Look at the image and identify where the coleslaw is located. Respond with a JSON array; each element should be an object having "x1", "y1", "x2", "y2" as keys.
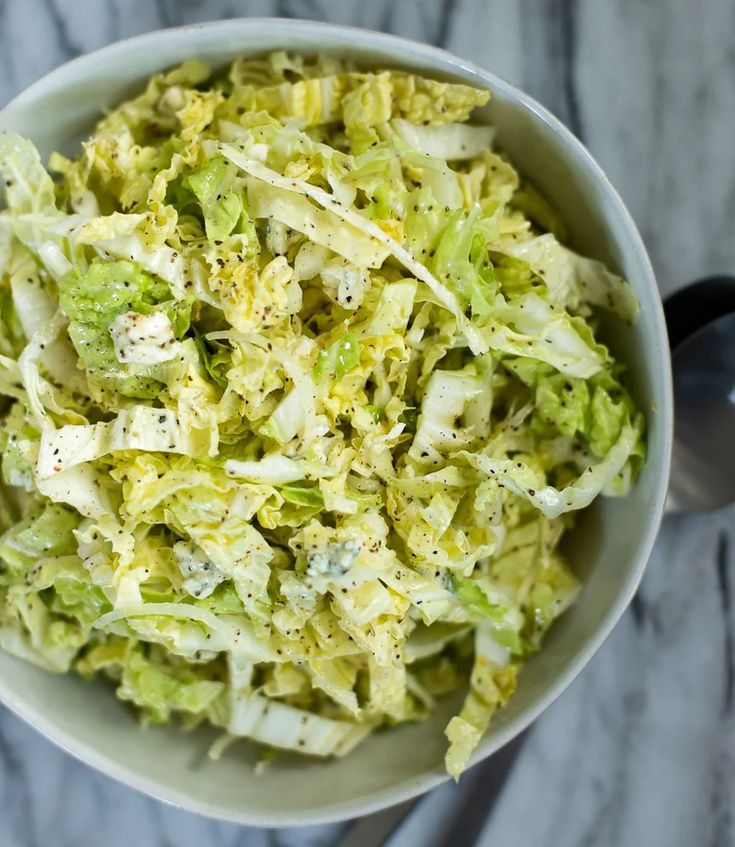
[{"x1": 0, "y1": 52, "x2": 644, "y2": 777}]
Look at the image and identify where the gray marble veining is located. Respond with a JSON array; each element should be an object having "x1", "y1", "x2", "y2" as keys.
[{"x1": 1, "y1": 1, "x2": 734, "y2": 846}]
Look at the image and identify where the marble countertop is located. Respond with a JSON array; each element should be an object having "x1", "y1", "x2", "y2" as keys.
[{"x1": 1, "y1": 1, "x2": 734, "y2": 845}]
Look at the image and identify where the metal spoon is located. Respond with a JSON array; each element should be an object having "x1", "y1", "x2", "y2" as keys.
[
  {"x1": 665, "y1": 276, "x2": 735, "y2": 512},
  {"x1": 340, "y1": 275, "x2": 735, "y2": 847}
]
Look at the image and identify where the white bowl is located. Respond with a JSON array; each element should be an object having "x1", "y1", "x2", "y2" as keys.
[{"x1": 0, "y1": 18, "x2": 672, "y2": 827}]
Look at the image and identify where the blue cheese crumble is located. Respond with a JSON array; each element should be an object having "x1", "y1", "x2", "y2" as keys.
[
  {"x1": 173, "y1": 541, "x2": 225, "y2": 599},
  {"x1": 306, "y1": 539, "x2": 363, "y2": 577}
]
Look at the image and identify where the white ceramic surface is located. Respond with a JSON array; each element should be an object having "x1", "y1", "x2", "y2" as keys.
[{"x1": 0, "y1": 18, "x2": 673, "y2": 827}]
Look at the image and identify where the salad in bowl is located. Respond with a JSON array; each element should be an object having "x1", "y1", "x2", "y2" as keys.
[{"x1": 0, "y1": 50, "x2": 644, "y2": 780}]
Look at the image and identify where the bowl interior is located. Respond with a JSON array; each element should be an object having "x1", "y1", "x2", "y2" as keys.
[{"x1": 0, "y1": 20, "x2": 672, "y2": 826}]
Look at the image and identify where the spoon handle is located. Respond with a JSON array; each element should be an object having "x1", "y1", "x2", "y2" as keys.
[{"x1": 337, "y1": 733, "x2": 526, "y2": 847}]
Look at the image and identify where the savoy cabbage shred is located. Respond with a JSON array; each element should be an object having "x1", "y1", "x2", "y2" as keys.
[{"x1": 0, "y1": 52, "x2": 645, "y2": 777}]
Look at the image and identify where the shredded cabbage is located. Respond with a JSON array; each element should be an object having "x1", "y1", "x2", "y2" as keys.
[{"x1": 0, "y1": 52, "x2": 645, "y2": 778}]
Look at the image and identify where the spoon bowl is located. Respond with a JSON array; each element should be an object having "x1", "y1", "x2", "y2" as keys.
[{"x1": 666, "y1": 279, "x2": 735, "y2": 511}]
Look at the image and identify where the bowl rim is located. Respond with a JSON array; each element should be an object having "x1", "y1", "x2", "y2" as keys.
[{"x1": 0, "y1": 16, "x2": 673, "y2": 827}]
